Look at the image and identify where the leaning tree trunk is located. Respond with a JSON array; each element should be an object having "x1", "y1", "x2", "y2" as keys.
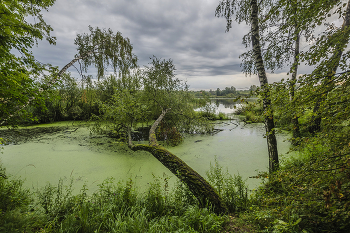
[
  {"x1": 251, "y1": 0, "x2": 279, "y2": 173},
  {"x1": 128, "y1": 109, "x2": 227, "y2": 215},
  {"x1": 289, "y1": 28, "x2": 301, "y2": 145},
  {"x1": 309, "y1": 0, "x2": 350, "y2": 134}
]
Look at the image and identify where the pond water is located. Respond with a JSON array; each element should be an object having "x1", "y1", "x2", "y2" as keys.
[
  {"x1": 209, "y1": 98, "x2": 246, "y2": 114},
  {"x1": 0, "y1": 100, "x2": 291, "y2": 194},
  {"x1": 196, "y1": 98, "x2": 256, "y2": 114}
]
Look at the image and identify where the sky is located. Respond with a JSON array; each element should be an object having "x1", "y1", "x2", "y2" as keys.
[{"x1": 31, "y1": 0, "x2": 314, "y2": 90}]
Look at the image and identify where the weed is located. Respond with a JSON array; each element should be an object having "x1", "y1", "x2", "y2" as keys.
[{"x1": 206, "y1": 158, "x2": 250, "y2": 213}]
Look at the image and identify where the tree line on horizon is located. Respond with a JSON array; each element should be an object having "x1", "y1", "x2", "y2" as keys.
[{"x1": 192, "y1": 85, "x2": 258, "y2": 98}]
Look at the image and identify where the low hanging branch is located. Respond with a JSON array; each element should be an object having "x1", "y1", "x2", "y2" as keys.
[{"x1": 128, "y1": 109, "x2": 227, "y2": 215}]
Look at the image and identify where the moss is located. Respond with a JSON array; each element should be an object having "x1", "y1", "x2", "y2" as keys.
[
  {"x1": 131, "y1": 143, "x2": 228, "y2": 214},
  {"x1": 129, "y1": 109, "x2": 227, "y2": 214}
]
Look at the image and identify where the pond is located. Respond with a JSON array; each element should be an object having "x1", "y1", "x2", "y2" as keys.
[
  {"x1": 196, "y1": 98, "x2": 256, "y2": 114},
  {"x1": 0, "y1": 100, "x2": 291, "y2": 193},
  {"x1": 209, "y1": 98, "x2": 248, "y2": 114}
]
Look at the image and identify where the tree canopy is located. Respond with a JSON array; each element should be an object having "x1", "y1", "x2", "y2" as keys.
[{"x1": 0, "y1": 0, "x2": 56, "y2": 126}]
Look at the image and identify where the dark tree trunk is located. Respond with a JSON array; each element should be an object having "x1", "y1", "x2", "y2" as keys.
[
  {"x1": 251, "y1": 0, "x2": 279, "y2": 173},
  {"x1": 309, "y1": 0, "x2": 350, "y2": 134},
  {"x1": 128, "y1": 109, "x2": 227, "y2": 215},
  {"x1": 290, "y1": 29, "x2": 301, "y2": 145}
]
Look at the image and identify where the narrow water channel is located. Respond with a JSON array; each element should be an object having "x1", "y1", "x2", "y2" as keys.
[{"x1": 0, "y1": 101, "x2": 291, "y2": 193}]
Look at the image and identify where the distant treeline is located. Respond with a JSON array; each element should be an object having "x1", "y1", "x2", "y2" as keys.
[{"x1": 192, "y1": 85, "x2": 258, "y2": 98}]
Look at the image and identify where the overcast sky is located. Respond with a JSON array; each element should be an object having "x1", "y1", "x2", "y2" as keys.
[{"x1": 32, "y1": 0, "x2": 313, "y2": 90}]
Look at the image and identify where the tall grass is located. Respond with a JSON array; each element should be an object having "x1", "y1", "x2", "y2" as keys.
[
  {"x1": 0, "y1": 158, "x2": 254, "y2": 232},
  {"x1": 206, "y1": 158, "x2": 250, "y2": 213},
  {"x1": 2, "y1": 165, "x2": 248, "y2": 232}
]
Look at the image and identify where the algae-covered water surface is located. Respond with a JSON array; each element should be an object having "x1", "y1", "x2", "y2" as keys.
[
  {"x1": 0, "y1": 118, "x2": 291, "y2": 193},
  {"x1": 1, "y1": 99, "x2": 291, "y2": 192}
]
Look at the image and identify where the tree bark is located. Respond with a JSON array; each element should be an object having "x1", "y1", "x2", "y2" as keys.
[
  {"x1": 309, "y1": 0, "x2": 350, "y2": 134},
  {"x1": 290, "y1": 29, "x2": 301, "y2": 145},
  {"x1": 251, "y1": 0, "x2": 279, "y2": 172},
  {"x1": 128, "y1": 109, "x2": 228, "y2": 214}
]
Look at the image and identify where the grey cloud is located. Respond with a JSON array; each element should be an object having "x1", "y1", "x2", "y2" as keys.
[{"x1": 29, "y1": 0, "x2": 305, "y2": 90}]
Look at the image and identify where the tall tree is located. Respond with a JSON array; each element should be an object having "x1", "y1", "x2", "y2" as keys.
[
  {"x1": 216, "y1": 0, "x2": 279, "y2": 172},
  {"x1": 0, "y1": 0, "x2": 56, "y2": 126},
  {"x1": 250, "y1": 0, "x2": 279, "y2": 172},
  {"x1": 238, "y1": 0, "x2": 341, "y2": 142}
]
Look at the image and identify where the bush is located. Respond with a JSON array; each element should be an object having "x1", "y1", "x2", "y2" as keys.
[
  {"x1": 243, "y1": 130, "x2": 350, "y2": 232},
  {"x1": 206, "y1": 158, "x2": 250, "y2": 213},
  {"x1": 0, "y1": 170, "x2": 227, "y2": 232},
  {"x1": 0, "y1": 166, "x2": 31, "y2": 213},
  {"x1": 239, "y1": 101, "x2": 264, "y2": 123},
  {"x1": 0, "y1": 165, "x2": 36, "y2": 232}
]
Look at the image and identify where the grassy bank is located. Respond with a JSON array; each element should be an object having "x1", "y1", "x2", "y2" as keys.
[
  {"x1": 0, "y1": 160, "x2": 250, "y2": 233},
  {"x1": 1, "y1": 130, "x2": 349, "y2": 232}
]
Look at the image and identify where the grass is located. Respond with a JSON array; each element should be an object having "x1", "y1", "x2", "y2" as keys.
[
  {"x1": 4, "y1": 139, "x2": 347, "y2": 233},
  {"x1": 1, "y1": 161, "x2": 253, "y2": 233}
]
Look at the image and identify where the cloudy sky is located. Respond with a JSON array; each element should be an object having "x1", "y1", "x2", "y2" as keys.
[{"x1": 32, "y1": 0, "x2": 311, "y2": 90}]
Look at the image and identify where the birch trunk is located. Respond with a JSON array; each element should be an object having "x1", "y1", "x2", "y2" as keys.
[
  {"x1": 251, "y1": 0, "x2": 279, "y2": 172},
  {"x1": 290, "y1": 29, "x2": 301, "y2": 144}
]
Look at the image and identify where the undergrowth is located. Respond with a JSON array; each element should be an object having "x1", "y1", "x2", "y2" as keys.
[
  {"x1": 3, "y1": 133, "x2": 348, "y2": 233},
  {"x1": 0, "y1": 161, "x2": 251, "y2": 233},
  {"x1": 238, "y1": 129, "x2": 350, "y2": 233}
]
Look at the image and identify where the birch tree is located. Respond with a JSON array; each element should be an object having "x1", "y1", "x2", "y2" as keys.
[
  {"x1": 216, "y1": 0, "x2": 279, "y2": 172},
  {"x1": 1, "y1": 26, "x2": 138, "y2": 126},
  {"x1": 303, "y1": 0, "x2": 350, "y2": 134}
]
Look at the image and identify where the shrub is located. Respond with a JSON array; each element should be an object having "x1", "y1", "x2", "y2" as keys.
[
  {"x1": 206, "y1": 158, "x2": 250, "y2": 213},
  {"x1": 0, "y1": 166, "x2": 31, "y2": 213}
]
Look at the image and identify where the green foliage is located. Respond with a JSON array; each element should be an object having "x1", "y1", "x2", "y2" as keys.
[
  {"x1": 0, "y1": 0, "x2": 56, "y2": 127},
  {"x1": 0, "y1": 165, "x2": 34, "y2": 232},
  {"x1": 24, "y1": 73, "x2": 100, "y2": 123},
  {"x1": 0, "y1": 0, "x2": 56, "y2": 64},
  {"x1": 37, "y1": 178, "x2": 75, "y2": 220},
  {"x1": 196, "y1": 102, "x2": 231, "y2": 121},
  {"x1": 0, "y1": 168, "x2": 31, "y2": 213},
  {"x1": 74, "y1": 26, "x2": 138, "y2": 79},
  {"x1": 206, "y1": 158, "x2": 250, "y2": 214},
  {"x1": 93, "y1": 57, "x2": 213, "y2": 144},
  {"x1": 238, "y1": 100, "x2": 264, "y2": 123},
  {"x1": 0, "y1": 167, "x2": 227, "y2": 233},
  {"x1": 156, "y1": 122, "x2": 183, "y2": 146},
  {"x1": 197, "y1": 103, "x2": 217, "y2": 121},
  {"x1": 240, "y1": 127, "x2": 350, "y2": 232}
]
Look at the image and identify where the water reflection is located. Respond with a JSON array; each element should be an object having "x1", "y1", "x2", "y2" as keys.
[{"x1": 197, "y1": 98, "x2": 256, "y2": 114}]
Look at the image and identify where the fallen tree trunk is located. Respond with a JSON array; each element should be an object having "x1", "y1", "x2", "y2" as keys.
[{"x1": 128, "y1": 109, "x2": 227, "y2": 215}]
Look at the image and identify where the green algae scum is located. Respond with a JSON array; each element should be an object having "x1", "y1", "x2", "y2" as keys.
[{"x1": 0, "y1": 119, "x2": 291, "y2": 194}]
